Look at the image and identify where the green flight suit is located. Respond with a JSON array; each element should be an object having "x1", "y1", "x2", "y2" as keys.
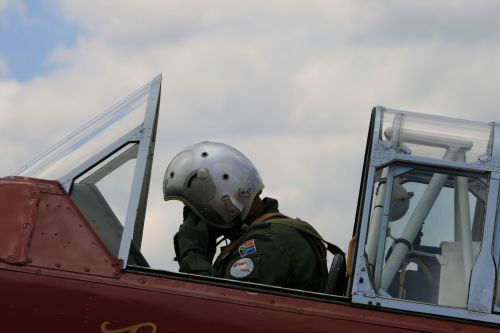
[
  {"x1": 175, "y1": 197, "x2": 330, "y2": 292},
  {"x1": 213, "y1": 217, "x2": 326, "y2": 292}
]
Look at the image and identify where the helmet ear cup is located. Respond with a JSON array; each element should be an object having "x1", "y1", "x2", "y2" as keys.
[
  {"x1": 163, "y1": 142, "x2": 264, "y2": 229},
  {"x1": 183, "y1": 169, "x2": 216, "y2": 203}
]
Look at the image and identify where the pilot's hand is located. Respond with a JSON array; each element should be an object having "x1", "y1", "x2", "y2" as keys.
[{"x1": 174, "y1": 207, "x2": 218, "y2": 264}]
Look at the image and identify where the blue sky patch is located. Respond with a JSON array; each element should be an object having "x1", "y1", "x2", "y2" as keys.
[{"x1": 0, "y1": 1, "x2": 82, "y2": 82}]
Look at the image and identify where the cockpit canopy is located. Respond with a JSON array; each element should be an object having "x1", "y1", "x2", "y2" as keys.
[{"x1": 353, "y1": 106, "x2": 500, "y2": 324}]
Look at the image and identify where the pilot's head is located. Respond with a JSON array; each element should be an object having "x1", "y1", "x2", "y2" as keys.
[{"x1": 163, "y1": 141, "x2": 264, "y2": 229}]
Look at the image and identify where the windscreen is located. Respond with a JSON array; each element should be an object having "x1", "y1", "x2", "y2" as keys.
[{"x1": 13, "y1": 81, "x2": 152, "y2": 180}]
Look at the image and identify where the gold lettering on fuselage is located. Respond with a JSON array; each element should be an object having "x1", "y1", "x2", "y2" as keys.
[{"x1": 100, "y1": 321, "x2": 158, "y2": 333}]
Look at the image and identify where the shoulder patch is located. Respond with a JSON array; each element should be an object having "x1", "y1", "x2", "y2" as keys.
[
  {"x1": 239, "y1": 239, "x2": 257, "y2": 257},
  {"x1": 230, "y1": 257, "x2": 254, "y2": 278}
]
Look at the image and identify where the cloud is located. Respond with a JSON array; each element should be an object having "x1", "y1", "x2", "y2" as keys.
[
  {"x1": 350, "y1": 1, "x2": 500, "y2": 45},
  {"x1": 3, "y1": 0, "x2": 500, "y2": 271}
]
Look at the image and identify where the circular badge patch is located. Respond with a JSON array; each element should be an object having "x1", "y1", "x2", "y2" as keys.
[{"x1": 230, "y1": 257, "x2": 254, "y2": 278}]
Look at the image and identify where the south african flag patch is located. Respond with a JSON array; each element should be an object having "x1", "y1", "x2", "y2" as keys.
[{"x1": 239, "y1": 239, "x2": 257, "y2": 257}]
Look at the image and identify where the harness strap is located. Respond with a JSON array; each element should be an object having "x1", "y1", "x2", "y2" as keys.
[
  {"x1": 255, "y1": 215, "x2": 344, "y2": 256},
  {"x1": 245, "y1": 212, "x2": 288, "y2": 225}
]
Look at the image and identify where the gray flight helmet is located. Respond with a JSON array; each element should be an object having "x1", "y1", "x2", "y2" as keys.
[{"x1": 163, "y1": 142, "x2": 264, "y2": 229}]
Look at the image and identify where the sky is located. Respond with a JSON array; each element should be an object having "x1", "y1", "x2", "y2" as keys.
[{"x1": 2, "y1": 0, "x2": 500, "y2": 271}]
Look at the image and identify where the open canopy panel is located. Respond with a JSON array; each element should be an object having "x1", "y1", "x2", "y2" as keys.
[
  {"x1": 13, "y1": 75, "x2": 162, "y2": 267},
  {"x1": 352, "y1": 106, "x2": 500, "y2": 324}
]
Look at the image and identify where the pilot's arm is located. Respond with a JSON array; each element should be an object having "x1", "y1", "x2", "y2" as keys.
[{"x1": 174, "y1": 207, "x2": 217, "y2": 276}]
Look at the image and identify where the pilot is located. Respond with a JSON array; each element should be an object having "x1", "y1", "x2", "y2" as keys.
[{"x1": 163, "y1": 141, "x2": 343, "y2": 292}]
